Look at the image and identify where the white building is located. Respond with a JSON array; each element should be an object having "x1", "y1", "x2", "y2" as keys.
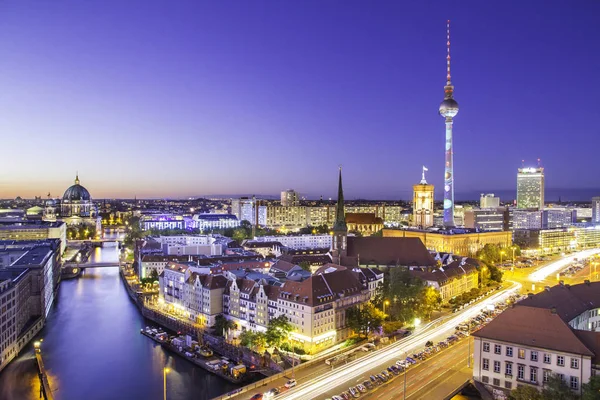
[
  {"x1": 140, "y1": 214, "x2": 185, "y2": 230},
  {"x1": 188, "y1": 214, "x2": 240, "y2": 231},
  {"x1": 281, "y1": 190, "x2": 299, "y2": 207},
  {"x1": 152, "y1": 235, "x2": 230, "y2": 256},
  {"x1": 473, "y1": 281, "x2": 600, "y2": 397},
  {"x1": 592, "y1": 197, "x2": 600, "y2": 224},
  {"x1": 252, "y1": 234, "x2": 332, "y2": 249},
  {"x1": 480, "y1": 194, "x2": 500, "y2": 209}
]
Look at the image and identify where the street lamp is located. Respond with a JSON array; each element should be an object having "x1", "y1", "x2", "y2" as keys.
[
  {"x1": 383, "y1": 300, "x2": 390, "y2": 316},
  {"x1": 34, "y1": 341, "x2": 41, "y2": 353},
  {"x1": 500, "y1": 250, "x2": 506, "y2": 265},
  {"x1": 163, "y1": 367, "x2": 170, "y2": 400},
  {"x1": 511, "y1": 246, "x2": 517, "y2": 269},
  {"x1": 414, "y1": 318, "x2": 421, "y2": 328}
]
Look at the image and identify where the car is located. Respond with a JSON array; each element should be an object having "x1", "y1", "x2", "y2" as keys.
[
  {"x1": 377, "y1": 373, "x2": 387, "y2": 382},
  {"x1": 363, "y1": 380, "x2": 373, "y2": 389},
  {"x1": 357, "y1": 384, "x2": 367, "y2": 393},
  {"x1": 370, "y1": 375, "x2": 380, "y2": 385},
  {"x1": 382, "y1": 371, "x2": 392, "y2": 380},
  {"x1": 396, "y1": 360, "x2": 408, "y2": 368},
  {"x1": 348, "y1": 387, "x2": 360, "y2": 398},
  {"x1": 332, "y1": 397, "x2": 343, "y2": 400},
  {"x1": 263, "y1": 388, "x2": 280, "y2": 399},
  {"x1": 340, "y1": 392, "x2": 350, "y2": 400},
  {"x1": 285, "y1": 379, "x2": 297, "y2": 388},
  {"x1": 390, "y1": 365, "x2": 400, "y2": 375},
  {"x1": 250, "y1": 395, "x2": 263, "y2": 400},
  {"x1": 406, "y1": 357, "x2": 417, "y2": 364}
]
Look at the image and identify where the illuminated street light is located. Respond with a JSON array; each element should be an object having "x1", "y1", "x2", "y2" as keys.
[
  {"x1": 163, "y1": 367, "x2": 170, "y2": 400},
  {"x1": 414, "y1": 318, "x2": 421, "y2": 328},
  {"x1": 383, "y1": 299, "x2": 390, "y2": 316}
]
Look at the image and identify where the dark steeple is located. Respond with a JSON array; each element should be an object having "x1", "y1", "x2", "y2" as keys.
[{"x1": 333, "y1": 166, "x2": 347, "y2": 233}]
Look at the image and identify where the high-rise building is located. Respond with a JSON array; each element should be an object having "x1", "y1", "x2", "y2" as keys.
[
  {"x1": 480, "y1": 194, "x2": 500, "y2": 209},
  {"x1": 592, "y1": 197, "x2": 600, "y2": 224},
  {"x1": 516, "y1": 167, "x2": 545, "y2": 209},
  {"x1": 280, "y1": 189, "x2": 299, "y2": 207},
  {"x1": 439, "y1": 21, "x2": 459, "y2": 227},
  {"x1": 230, "y1": 197, "x2": 256, "y2": 224},
  {"x1": 412, "y1": 167, "x2": 434, "y2": 228}
]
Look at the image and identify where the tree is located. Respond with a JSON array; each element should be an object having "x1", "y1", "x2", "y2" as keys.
[
  {"x1": 346, "y1": 303, "x2": 384, "y2": 337},
  {"x1": 299, "y1": 261, "x2": 311, "y2": 272},
  {"x1": 420, "y1": 286, "x2": 441, "y2": 318},
  {"x1": 509, "y1": 385, "x2": 544, "y2": 400},
  {"x1": 541, "y1": 374, "x2": 578, "y2": 400},
  {"x1": 212, "y1": 314, "x2": 234, "y2": 337},
  {"x1": 265, "y1": 315, "x2": 292, "y2": 348},
  {"x1": 371, "y1": 282, "x2": 385, "y2": 309},
  {"x1": 150, "y1": 269, "x2": 159, "y2": 281},
  {"x1": 582, "y1": 374, "x2": 600, "y2": 400}
]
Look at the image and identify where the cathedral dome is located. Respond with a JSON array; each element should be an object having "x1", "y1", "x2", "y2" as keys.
[{"x1": 63, "y1": 175, "x2": 91, "y2": 202}]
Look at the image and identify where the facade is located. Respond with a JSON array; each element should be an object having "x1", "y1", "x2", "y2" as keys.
[
  {"x1": 188, "y1": 214, "x2": 240, "y2": 231},
  {"x1": 382, "y1": 228, "x2": 512, "y2": 257},
  {"x1": 543, "y1": 208, "x2": 577, "y2": 229},
  {"x1": 140, "y1": 214, "x2": 185, "y2": 230},
  {"x1": 153, "y1": 235, "x2": 228, "y2": 256},
  {"x1": 464, "y1": 208, "x2": 507, "y2": 231},
  {"x1": 412, "y1": 168, "x2": 435, "y2": 228},
  {"x1": 439, "y1": 21, "x2": 459, "y2": 227},
  {"x1": 252, "y1": 235, "x2": 332, "y2": 249},
  {"x1": 473, "y1": 282, "x2": 600, "y2": 396},
  {"x1": 592, "y1": 197, "x2": 600, "y2": 224},
  {"x1": 512, "y1": 209, "x2": 543, "y2": 230},
  {"x1": 409, "y1": 260, "x2": 479, "y2": 303},
  {"x1": 517, "y1": 167, "x2": 545, "y2": 209},
  {"x1": 345, "y1": 213, "x2": 384, "y2": 236},
  {"x1": 265, "y1": 206, "x2": 308, "y2": 231},
  {"x1": 0, "y1": 239, "x2": 61, "y2": 372},
  {"x1": 480, "y1": 194, "x2": 500, "y2": 209},
  {"x1": 0, "y1": 221, "x2": 67, "y2": 254},
  {"x1": 281, "y1": 190, "x2": 299, "y2": 207}
]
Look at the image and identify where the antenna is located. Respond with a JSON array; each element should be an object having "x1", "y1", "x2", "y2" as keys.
[
  {"x1": 446, "y1": 20, "x2": 451, "y2": 84},
  {"x1": 537, "y1": 158, "x2": 541, "y2": 167},
  {"x1": 521, "y1": 159, "x2": 525, "y2": 167}
]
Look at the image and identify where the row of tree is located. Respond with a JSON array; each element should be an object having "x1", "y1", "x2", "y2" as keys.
[
  {"x1": 212, "y1": 314, "x2": 293, "y2": 352},
  {"x1": 476, "y1": 243, "x2": 521, "y2": 265},
  {"x1": 67, "y1": 225, "x2": 97, "y2": 240}
]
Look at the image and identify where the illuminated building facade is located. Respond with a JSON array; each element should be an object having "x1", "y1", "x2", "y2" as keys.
[
  {"x1": 517, "y1": 167, "x2": 545, "y2": 209},
  {"x1": 280, "y1": 189, "x2": 299, "y2": 207},
  {"x1": 592, "y1": 197, "x2": 600, "y2": 224},
  {"x1": 383, "y1": 228, "x2": 512, "y2": 257},
  {"x1": 464, "y1": 208, "x2": 507, "y2": 231},
  {"x1": 412, "y1": 167, "x2": 435, "y2": 228},
  {"x1": 439, "y1": 21, "x2": 459, "y2": 227},
  {"x1": 480, "y1": 194, "x2": 500, "y2": 209}
]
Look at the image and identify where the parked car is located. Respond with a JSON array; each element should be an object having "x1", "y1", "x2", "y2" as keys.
[
  {"x1": 250, "y1": 394, "x2": 263, "y2": 400},
  {"x1": 340, "y1": 392, "x2": 350, "y2": 400},
  {"x1": 285, "y1": 379, "x2": 297, "y2": 388},
  {"x1": 357, "y1": 384, "x2": 367, "y2": 393},
  {"x1": 370, "y1": 375, "x2": 380, "y2": 385},
  {"x1": 348, "y1": 387, "x2": 360, "y2": 398},
  {"x1": 406, "y1": 357, "x2": 417, "y2": 364},
  {"x1": 332, "y1": 396, "x2": 343, "y2": 400},
  {"x1": 377, "y1": 373, "x2": 387, "y2": 382},
  {"x1": 363, "y1": 380, "x2": 373, "y2": 389}
]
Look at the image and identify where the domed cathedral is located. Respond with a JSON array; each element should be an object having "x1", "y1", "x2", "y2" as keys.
[{"x1": 43, "y1": 174, "x2": 101, "y2": 232}]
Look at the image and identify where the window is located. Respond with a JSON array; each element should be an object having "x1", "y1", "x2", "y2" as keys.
[
  {"x1": 483, "y1": 342, "x2": 490, "y2": 352},
  {"x1": 506, "y1": 362, "x2": 513, "y2": 376},
  {"x1": 495, "y1": 344, "x2": 502, "y2": 355},
  {"x1": 531, "y1": 351, "x2": 538, "y2": 362},
  {"x1": 557, "y1": 356, "x2": 565, "y2": 367},
  {"x1": 506, "y1": 347, "x2": 513, "y2": 357},
  {"x1": 518, "y1": 349, "x2": 525, "y2": 359},
  {"x1": 530, "y1": 367, "x2": 538, "y2": 383},
  {"x1": 517, "y1": 365, "x2": 525, "y2": 380},
  {"x1": 494, "y1": 361, "x2": 501, "y2": 373},
  {"x1": 571, "y1": 358, "x2": 579, "y2": 369},
  {"x1": 505, "y1": 381, "x2": 512, "y2": 389},
  {"x1": 544, "y1": 353, "x2": 551, "y2": 364},
  {"x1": 493, "y1": 378, "x2": 500, "y2": 386},
  {"x1": 482, "y1": 376, "x2": 489, "y2": 383},
  {"x1": 570, "y1": 376, "x2": 579, "y2": 390},
  {"x1": 482, "y1": 358, "x2": 489, "y2": 371},
  {"x1": 543, "y1": 369, "x2": 551, "y2": 383}
]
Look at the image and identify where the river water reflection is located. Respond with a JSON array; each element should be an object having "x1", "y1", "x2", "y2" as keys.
[{"x1": 0, "y1": 240, "x2": 238, "y2": 400}]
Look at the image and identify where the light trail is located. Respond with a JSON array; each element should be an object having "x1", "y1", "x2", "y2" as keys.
[
  {"x1": 280, "y1": 283, "x2": 521, "y2": 400},
  {"x1": 528, "y1": 249, "x2": 600, "y2": 282}
]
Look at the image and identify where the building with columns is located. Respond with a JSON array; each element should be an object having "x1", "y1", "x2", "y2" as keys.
[{"x1": 412, "y1": 167, "x2": 434, "y2": 228}]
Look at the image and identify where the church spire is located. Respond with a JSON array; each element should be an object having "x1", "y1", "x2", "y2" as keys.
[{"x1": 333, "y1": 166, "x2": 347, "y2": 232}]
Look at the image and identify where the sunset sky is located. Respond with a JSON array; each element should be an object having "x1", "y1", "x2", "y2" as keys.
[{"x1": 1, "y1": 1, "x2": 599, "y2": 200}]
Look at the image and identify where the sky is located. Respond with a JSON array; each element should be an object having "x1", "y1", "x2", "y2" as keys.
[{"x1": 1, "y1": 1, "x2": 599, "y2": 201}]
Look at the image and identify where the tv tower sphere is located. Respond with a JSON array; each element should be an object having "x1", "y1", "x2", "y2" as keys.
[{"x1": 439, "y1": 97, "x2": 459, "y2": 118}]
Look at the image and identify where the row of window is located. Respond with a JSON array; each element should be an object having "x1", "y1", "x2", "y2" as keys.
[
  {"x1": 482, "y1": 372, "x2": 579, "y2": 390},
  {"x1": 483, "y1": 342, "x2": 579, "y2": 368}
]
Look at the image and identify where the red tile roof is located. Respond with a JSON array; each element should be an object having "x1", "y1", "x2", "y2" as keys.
[
  {"x1": 472, "y1": 305, "x2": 594, "y2": 356},
  {"x1": 345, "y1": 237, "x2": 436, "y2": 267}
]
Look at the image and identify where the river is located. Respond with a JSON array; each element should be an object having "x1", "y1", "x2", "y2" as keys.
[{"x1": 0, "y1": 238, "x2": 238, "y2": 400}]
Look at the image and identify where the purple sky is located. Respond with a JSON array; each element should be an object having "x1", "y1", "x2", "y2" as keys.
[{"x1": 1, "y1": 1, "x2": 599, "y2": 200}]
